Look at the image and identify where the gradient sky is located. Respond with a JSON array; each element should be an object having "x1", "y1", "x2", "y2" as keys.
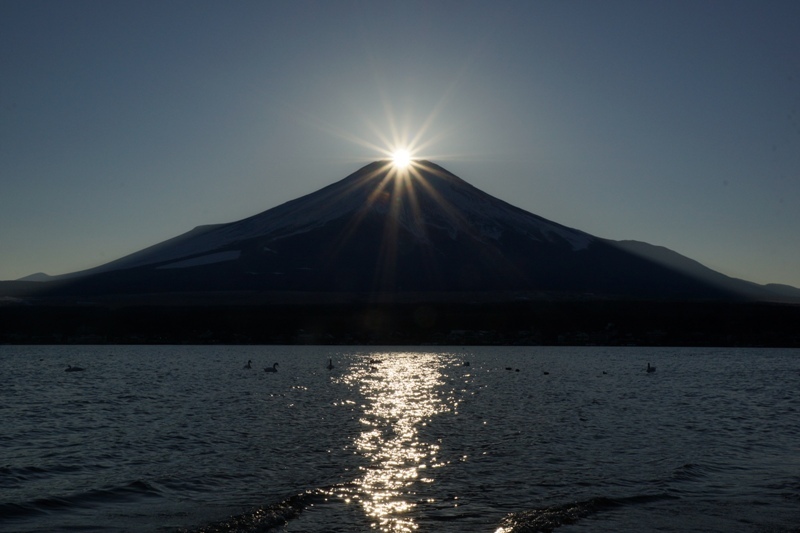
[{"x1": 2, "y1": 1, "x2": 799, "y2": 287}]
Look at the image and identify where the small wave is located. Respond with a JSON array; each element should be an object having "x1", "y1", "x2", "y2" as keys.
[
  {"x1": 669, "y1": 461, "x2": 730, "y2": 485},
  {"x1": 0, "y1": 480, "x2": 163, "y2": 521},
  {"x1": 179, "y1": 487, "x2": 336, "y2": 533},
  {"x1": 671, "y1": 462, "x2": 706, "y2": 482},
  {"x1": 103, "y1": 479, "x2": 163, "y2": 499},
  {"x1": 497, "y1": 493, "x2": 675, "y2": 532},
  {"x1": 0, "y1": 465, "x2": 49, "y2": 481},
  {"x1": 0, "y1": 464, "x2": 88, "y2": 491},
  {"x1": 0, "y1": 499, "x2": 68, "y2": 520}
]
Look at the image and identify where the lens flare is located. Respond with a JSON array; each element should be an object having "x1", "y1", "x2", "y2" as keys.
[{"x1": 392, "y1": 149, "x2": 412, "y2": 168}]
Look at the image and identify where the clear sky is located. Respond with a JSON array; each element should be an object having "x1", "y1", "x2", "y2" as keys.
[{"x1": 2, "y1": 1, "x2": 799, "y2": 287}]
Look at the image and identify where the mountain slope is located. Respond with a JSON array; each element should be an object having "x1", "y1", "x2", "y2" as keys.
[{"x1": 15, "y1": 160, "x2": 796, "y2": 301}]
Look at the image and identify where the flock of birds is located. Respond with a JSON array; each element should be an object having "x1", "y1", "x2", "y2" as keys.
[
  {"x1": 238, "y1": 358, "x2": 657, "y2": 375},
  {"x1": 64, "y1": 359, "x2": 657, "y2": 374}
]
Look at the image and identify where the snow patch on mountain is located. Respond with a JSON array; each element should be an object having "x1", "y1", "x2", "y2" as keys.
[{"x1": 157, "y1": 250, "x2": 241, "y2": 270}]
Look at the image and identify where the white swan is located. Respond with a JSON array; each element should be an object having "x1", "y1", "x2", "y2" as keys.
[
  {"x1": 264, "y1": 363, "x2": 279, "y2": 373},
  {"x1": 244, "y1": 359, "x2": 252, "y2": 369},
  {"x1": 327, "y1": 358, "x2": 334, "y2": 370},
  {"x1": 647, "y1": 363, "x2": 656, "y2": 373}
]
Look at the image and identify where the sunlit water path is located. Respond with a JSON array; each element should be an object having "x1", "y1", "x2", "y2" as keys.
[{"x1": 1, "y1": 346, "x2": 799, "y2": 532}]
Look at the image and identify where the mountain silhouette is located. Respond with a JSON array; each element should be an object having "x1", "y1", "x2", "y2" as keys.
[{"x1": 7, "y1": 160, "x2": 796, "y2": 302}]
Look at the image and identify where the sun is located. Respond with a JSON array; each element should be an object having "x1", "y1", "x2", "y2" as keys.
[{"x1": 391, "y1": 149, "x2": 412, "y2": 169}]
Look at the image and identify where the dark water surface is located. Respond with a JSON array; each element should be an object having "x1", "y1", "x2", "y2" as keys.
[{"x1": 1, "y1": 346, "x2": 798, "y2": 532}]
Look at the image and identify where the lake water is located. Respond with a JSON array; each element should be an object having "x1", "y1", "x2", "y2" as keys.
[{"x1": 1, "y1": 345, "x2": 799, "y2": 533}]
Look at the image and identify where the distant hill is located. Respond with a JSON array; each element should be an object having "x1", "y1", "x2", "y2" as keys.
[{"x1": 16, "y1": 272, "x2": 56, "y2": 282}]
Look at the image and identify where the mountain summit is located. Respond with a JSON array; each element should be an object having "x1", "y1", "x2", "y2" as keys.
[{"x1": 17, "y1": 160, "x2": 792, "y2": 301}]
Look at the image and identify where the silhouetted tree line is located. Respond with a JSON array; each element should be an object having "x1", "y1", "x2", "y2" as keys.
[{"x1": 1, "y1": 300, "x2": 798, "y2": 346}]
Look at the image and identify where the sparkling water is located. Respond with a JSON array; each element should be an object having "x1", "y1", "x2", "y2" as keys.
[{"x1": 1, "y1": 345, "x2": 798, "y2": 532}]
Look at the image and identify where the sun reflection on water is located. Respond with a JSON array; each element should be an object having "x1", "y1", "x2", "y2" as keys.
[{"x1": 337, "y1": 352, "x2": 451, "y2": 532}]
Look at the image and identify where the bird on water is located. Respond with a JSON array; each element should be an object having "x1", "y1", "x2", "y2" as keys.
[
  {"x1": 244, "y1": 360, "x2": 252, "y2": 369},
  {"x1": 264, "y1": 363, "x2": 279, "y2": 373},
  {"x1": 647, "y1": 363, "x2": 656, "y2": 373},
  {"x1": 65, "y1": 365, "x2": 85, "y2": 372},
  {"x1": 327, "y1": 358, "x2": 334, "y2": 370}
]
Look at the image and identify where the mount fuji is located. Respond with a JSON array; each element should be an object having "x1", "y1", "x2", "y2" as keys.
[{"x1": 9, "y1": 160, "x2": 797, "y2": 302}]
